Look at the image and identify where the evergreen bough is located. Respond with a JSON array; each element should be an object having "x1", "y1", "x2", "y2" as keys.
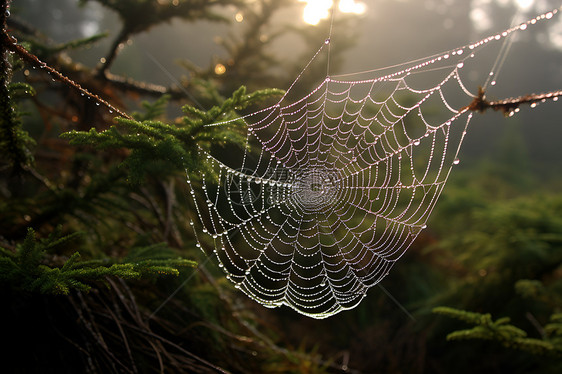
[
  {"x1": 0, "y1": 228, "x2": 196, "y2": 295},
  {"x1": 62, "y1": 86, "x2": 283, "y2": 183},
  {"x1": 433, "y1": 306, "x2": 562, "y2": 356}
]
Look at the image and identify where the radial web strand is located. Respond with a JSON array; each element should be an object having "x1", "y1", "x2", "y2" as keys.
[{"x1": 185, "y1": 8, "x2": 561, "y2": 318}]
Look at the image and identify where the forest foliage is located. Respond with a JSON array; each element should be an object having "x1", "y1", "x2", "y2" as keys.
[{"x1": 1, "y1": 0, "x2": 562, "y2": 373}]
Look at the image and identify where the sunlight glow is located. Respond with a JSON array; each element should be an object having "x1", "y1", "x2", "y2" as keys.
[
  {"x1": 299, "y1": 0, "x2": 366, "y2": 26},
  {"x1": 339, "y1": 0, "x2": 366, "y2": 15},
  {"x1": 300, "y1": 0, "x2": 333, "y2": 25},
  {"x1": 214, "y1": 63, "x2": 226, "y2": 75},
  {"x1": 515, "y1": 0, "x2": 534, "y2": 11}
]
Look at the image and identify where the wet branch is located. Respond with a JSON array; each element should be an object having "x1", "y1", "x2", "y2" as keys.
[{"x1": 466, "y1": 86, "x2": 562, "y2": 115}]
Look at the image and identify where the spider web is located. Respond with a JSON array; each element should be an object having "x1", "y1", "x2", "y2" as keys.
[{"x1": 185, "y1": 8, "x2": 560, "y2": 318}]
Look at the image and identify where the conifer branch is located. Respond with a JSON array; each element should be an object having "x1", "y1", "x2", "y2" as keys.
[
  {"x1": 0, "y1": 228, "x2": 196, "y2": 295},
  {"x1": 61, "y1": 86, "x2": 283, "y2": 183},
  {"x1": 433, "y1": 306, "x2": 562, "y2": 356},
  {"x1": 0, "y1": 0, "x2": 35, "y2": 173}
]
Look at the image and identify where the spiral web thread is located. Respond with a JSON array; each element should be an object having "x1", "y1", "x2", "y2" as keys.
[{"x1": 185, "y1": 8, "x2": 560, "y2": 318}]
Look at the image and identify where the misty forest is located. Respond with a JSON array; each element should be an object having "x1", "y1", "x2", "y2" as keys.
[{"x1": 1, "y1": 0, "x2": 562, "y2": 373}]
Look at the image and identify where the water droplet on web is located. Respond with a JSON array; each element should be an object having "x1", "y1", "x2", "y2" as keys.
[
  {"x1": 414, "y1": 140, "x2": 421, "y2": 146},
  {"x1": 453, "y1": 158, "x2": 460, "y2": 165}
]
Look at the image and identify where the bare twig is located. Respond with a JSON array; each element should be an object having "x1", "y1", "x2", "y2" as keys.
[
  {"x1": 466, "y1": 86, "x2": 562, "y2": 115},
  {"x1": 0, "y1": 27, "x2": 132, "y2": 119}
]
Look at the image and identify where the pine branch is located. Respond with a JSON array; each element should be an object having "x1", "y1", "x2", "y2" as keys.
[
  {"x1": 433, "y1": 306, "x2": 562, "y2": 356},
  {"x1": 0, "y1": 228, "x2": 196, "y2": 295},
  {"x1": 61, "y1": 86, "x2": 283, "y2": 183},
  {"x1": 0, "y1": 0, "x2": 35, "y2": 173}
]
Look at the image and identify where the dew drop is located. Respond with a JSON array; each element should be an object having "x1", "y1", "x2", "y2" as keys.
[
  {"x1": 414, "y1": 140, "x2": 421, "y2": 146},
  {"x1": 453, "y1": 158, "x2": 460, "y2": 165}
]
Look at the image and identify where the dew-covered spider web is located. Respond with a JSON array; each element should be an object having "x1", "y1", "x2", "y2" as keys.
[{"x1": 185, "y1": 7, "x2": 561, "y2": 319}]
